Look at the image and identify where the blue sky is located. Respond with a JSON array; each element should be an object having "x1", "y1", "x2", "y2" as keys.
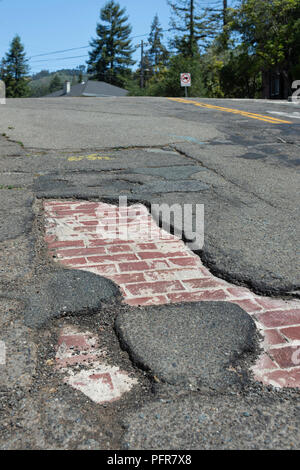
[
  {"x1": 0, "y1": 0, "x2": 236, "y2": 75},
  {"x1": 0, "y1": 0, "x2": 171, "y2": 74}
]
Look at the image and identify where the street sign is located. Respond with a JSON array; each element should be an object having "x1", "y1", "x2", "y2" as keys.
[{"x1": 180, "y1": 73, "x2": 191, "y2": 87}]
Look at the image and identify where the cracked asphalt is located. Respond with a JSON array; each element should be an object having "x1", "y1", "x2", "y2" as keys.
[{"x1": 0, "y1": 97, "x2": 299, "y2": 450}]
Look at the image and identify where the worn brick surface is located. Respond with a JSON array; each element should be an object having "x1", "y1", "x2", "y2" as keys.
[
  {"x1": 45, "y1": 201, "x2": 300, "y2": 389},
  {"x1": 55, "y1": 326, "x2": 137, "y2": 403}
]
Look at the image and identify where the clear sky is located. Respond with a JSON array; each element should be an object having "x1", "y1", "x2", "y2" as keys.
[{"x1": 0, "y1": 0, "x2": 236, "y2": 74}]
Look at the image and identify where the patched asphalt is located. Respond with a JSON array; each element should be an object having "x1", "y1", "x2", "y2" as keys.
[
  {"x1": 0, "y1": 98, "x2": 299, "y2": 450},
  {"x1": 115, "y1": 302, "x2": 259, "y2": 391},
  {"x1": 122, "y1": 393, "x2": 300, "y2": 450},
  {"x1": 23, "y1": 269, "x2": 120, "y2": 327}
]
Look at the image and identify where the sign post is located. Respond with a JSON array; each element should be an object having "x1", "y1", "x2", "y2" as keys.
[{"x1": 180, "y1": 73, "x2": 191, "y2": 97}]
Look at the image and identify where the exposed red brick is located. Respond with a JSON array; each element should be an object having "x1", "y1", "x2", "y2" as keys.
[
  {"x1": 257, "y1": 368, "x2": 300, "y2": 388},
  {"x1": 253, "y1": 353, "x2": 278, "y2": 371},
  {"x1": 139, "y1": 251, "x2": 187, "y2": 260},
  {"x1": 126, "y1": 280, "x2": 184, "y2": 296},
  {"x1": 106, "y1": 245, "x2": 133, "y2": 254},
  {"x1": 269, "y1": 346, "x2": 300, "y2": 369},
  {"x1": 89, "y1": 238, "x2": 129, "y2": 247},
  {"x1": 183, "y1": 278, "x2": 223, "y2": 290},
  {"x1": 280, "y1": 326, "x2": 300, "y2": 342},
  {"x1": 138, "y1": 243, "x2": 158, "y2": 250},
  {"x1": 85, "y1": 264, "x2": 118, "y2": 275},
  {"x1": 168, "y1": 289, "x2": 228, "y2": 303},
  {"x1": 48, "y1": 240, "x2": 85, "y2": 249},
  {"x1": 125, "y1": 295, "x2": 169, "y2": 306},
  {"x1": 60, "y1": 257, "x2": 87, "y2": 266},
  {"x1": 119, "y1": 261, "x2": 149, "y2": 272},
  {"x1": 256, "y1": 298, "x2": 291, "y2": 310},
  {"x1": 257, "y1": 309, "x2": 300, "y2": 328},
  {"x1": 87, "y1": 253, "x2": 138, "y2": 264},
  {"x1": 146, "y1": 260, "x2": 170, "y2": 270},
  {"x1": 226, "y1": 287, "x2": 254, "y2": 299},
  {"x1": 231, "y1": 299, "x2": 263, "y2": 313},
  {"x1": 168, "y1": 257, "x2": 199, "y2": 267},
  {"x1": 110, "y1": 273, "x2": 146, "y2": 284},
  {"x1": 263, "y1": 329, "x2": 287, "y2": 346},
  {"x1": 56, "y1": 247, "x2": 106, "y2": 258}
]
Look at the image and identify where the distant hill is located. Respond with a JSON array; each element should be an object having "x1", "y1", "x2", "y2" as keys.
[{"x1": 29, "y1": 68, "x2": 88, "y2": 97}]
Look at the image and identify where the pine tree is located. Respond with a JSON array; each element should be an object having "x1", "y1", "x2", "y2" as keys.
[
  {"x1": 0, "y1": 35, "x2": 30, "y2": 98},
  {"x1": 168, "y1": 0, "x2": 219, "y2": 57},
  {"x1": 87, "y1": 0, "x2": 135, "y2": 86},
  {"x1": 148, "y1": 14, "x2": 169, "y2": 71},
  {"x1": 49, "y1": 74, "x2": 63, "y2": 93}
]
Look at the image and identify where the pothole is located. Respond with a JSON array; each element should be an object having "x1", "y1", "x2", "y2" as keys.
[{"x1": 43, "y1": 199, "x2": 300, "y2": 389}]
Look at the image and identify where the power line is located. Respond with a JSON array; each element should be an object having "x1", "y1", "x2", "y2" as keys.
[{"x1": 28, "y1": 30, "x2": 172, "y2": 61}]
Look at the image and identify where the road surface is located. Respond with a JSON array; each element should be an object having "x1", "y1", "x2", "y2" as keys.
[{"x1": 0, "y1": 96, "x2": 299, "y2": 450}]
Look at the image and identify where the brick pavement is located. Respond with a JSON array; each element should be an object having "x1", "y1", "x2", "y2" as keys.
[{"x1": 44, "y1": 200, "x2": 300, "y2": 390}]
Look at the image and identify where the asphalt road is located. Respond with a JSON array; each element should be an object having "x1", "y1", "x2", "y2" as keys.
[{"x1": 0, "y1": 96, "x2": 299, "y2": 450}]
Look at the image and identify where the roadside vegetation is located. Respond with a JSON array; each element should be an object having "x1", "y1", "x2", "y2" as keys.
[{"x1": 0, "y1": 0, "x2": 299, "y2": 98}]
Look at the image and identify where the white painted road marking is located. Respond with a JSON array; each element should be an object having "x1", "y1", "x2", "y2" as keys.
[{"x1": 267, "y1": 111, "x2": 300, "y2": 119}]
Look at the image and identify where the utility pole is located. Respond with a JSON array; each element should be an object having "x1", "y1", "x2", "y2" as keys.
[
  {"x1": 140, "y1": 40, "x2": 144, "y2": 89},
  {"x1": 223, "y1": 0, "x2": 228, "y2": 26}
]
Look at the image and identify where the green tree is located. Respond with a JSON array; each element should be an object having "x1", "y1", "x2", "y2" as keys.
[
  {"x1": 146, "y1": 53, "x2": 207, "y2": 97},
  {"x1": 0, "y1": 35, "x2": 30, "y2": 97},
  {"x1": 231, "y1": 0, "x2": 300, "y2": 93},
  {"x1": 87, "y1": 0, "x2": 135, "y2": 86},
  {"x1": 168, "y1": 0, "x2": 217, "y2": 57},
  {"x1": 148, "y1": 14, "x2": 169, "y2": 71},
  {"x1": 49, "y1": 74, "x2": 63, "y2": 93}
]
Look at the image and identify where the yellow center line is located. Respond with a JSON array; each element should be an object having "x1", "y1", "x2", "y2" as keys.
[{"x1": 168, "y1": 98, "x2": 292, "y2": 124}]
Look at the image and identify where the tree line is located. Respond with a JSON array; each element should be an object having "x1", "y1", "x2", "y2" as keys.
[{"x1": 1, "y1": 0, "x2": 299, "y2": 98}]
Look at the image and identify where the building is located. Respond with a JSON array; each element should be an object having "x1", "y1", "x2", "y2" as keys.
[{"x1": 47, "y1": 80, "x2": 128, "y2": 98}]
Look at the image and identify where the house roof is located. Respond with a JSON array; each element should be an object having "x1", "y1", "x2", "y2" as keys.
[{"x1": 47, "y1": 80, "x2": 128, "y2": 97}]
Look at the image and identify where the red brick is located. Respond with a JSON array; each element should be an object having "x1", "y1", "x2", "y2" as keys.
[
  {"x1": 168, "y1": 257, "x2": 199, "y2": 268},
  {"x1": 57, "y1": 334, "x2": 95, "y2": 351},
  {"x1": 257, "y1": 368, "x2": 300, "y2": 388},
  {"x1": 106, "y1": 245, "x2": 133, "y2": 254},
  {"x1": 85, "y1": 264, "x2": 118, "y2": 275},
  {"x1": 138, "y1": 243, "x2": 157, "y2": 250},
  {"x1": 231, "y1": 299, "x2": 263, "y2": 313},
  {"x1": 226, "y1": 287, "x2": 254, "y2": 299},
  {"x1": 87, "y1": 253, "x2": 138, "y2": 264},
  {"x1": 183, "y1": 278, "x2": 223, "y2": 290},
  {"x1": 88, "y1": 238, "x2": 129, "y2": 247},
  {"x1": 111, "y1": 273, "x2": 146, "y2": 284},
  {"x1": 139, "y1": 251, "x2": 187, "y2": 260},
  {"x1": 125, "y1": 295, "x2": 169, "y2": 306},
  {"x1": 269, "y1": 346, "x2": 300, "y2": 369},
  {"x1": 54, "y1": 209, "x2": 95, "y2": 216},
  {"x1": 263, "y1": 329, "x2": 287, "y2": 346},
  {"x1": 48, "y1": 240, "x2": 85, "y2": 249},
  {"x1": 255, "y1": 298, "x2": 291, "y2": 310},
  {"x1": 257, "y1": 309, "x2": 300, "y2": 328},
  {"x1": 119, "y1": 261, "x2": 149, "y2": 272},
  {"x1": 60, "y1": 257, "x2": 87, "y2": 266},
  {"x1": 56, "y1": 247, "x2": 106, "y2": 258},
  {"x1": 126, "y1": 280, "x2": 184, "y2": 296},
  {"x1": 254, "y1": 353, "x2": 278, "y2": 371},
  {"x1": 74, "y1": 226, "x2": 97, "y2": 232},
  {"x1": 80, "y1": 220, "x2": 99, "y2": 226},
  {"x1": 168, "y1": 289, "x2": 228, "y2": 303},
  {"x1": 280, "y1": 326, "x2": 300, "y2": 342},
  {"x1": 146, "y1": 260, "x2": 170, "y2": 270}
]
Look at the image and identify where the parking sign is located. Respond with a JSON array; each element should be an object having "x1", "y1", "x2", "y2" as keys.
[{"x1": 180, "y1": 73, "x2": 191, "y2": 87}]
